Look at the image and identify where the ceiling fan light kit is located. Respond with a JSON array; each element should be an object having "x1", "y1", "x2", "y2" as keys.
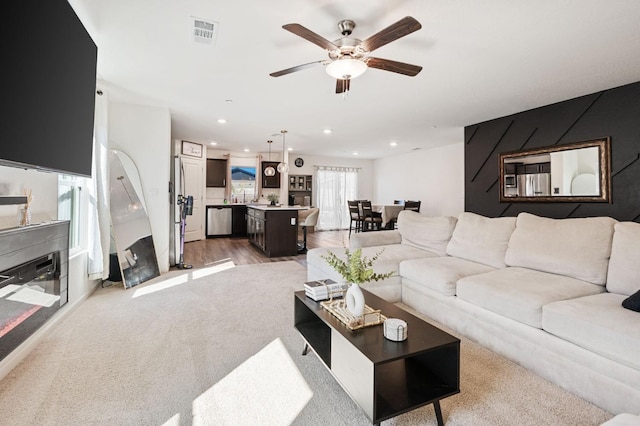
[
  {"x1": 325, "y1": 58, "x2": 367, "y2": 80},
  {"x1": 270, "y1": 16, "x2": 422, "y2": 94}
]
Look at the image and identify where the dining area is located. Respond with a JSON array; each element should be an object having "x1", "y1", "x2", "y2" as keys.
[{"x1": 348, "y1": 199, "x2": 421, "y2": 236}]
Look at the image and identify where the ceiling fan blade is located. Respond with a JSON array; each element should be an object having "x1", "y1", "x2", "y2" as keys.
[
  {"x1": 361, "y1": 16, "x2": 422, "y2": 52},
  {"x1": 336, "y1": 78, "x2": 351, "y2": 94},
  {"x1": 282, "y1": 23, "x2": 339, "y2": 51},
  {"x1": 270, "y1": 61, "x2": 326, "y2": 77},
  {"x1": 365, "y1": 57, "x2": 422, "y2": 76}
]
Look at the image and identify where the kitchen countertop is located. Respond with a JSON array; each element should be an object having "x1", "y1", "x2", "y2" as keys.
[{"x1": 247, "y1": 205, "x2": 309, "y2": 211}]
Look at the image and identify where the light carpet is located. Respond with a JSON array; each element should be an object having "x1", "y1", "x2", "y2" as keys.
[{"x1": 0, "y1": 260, "x2": 613, "y2": 425}]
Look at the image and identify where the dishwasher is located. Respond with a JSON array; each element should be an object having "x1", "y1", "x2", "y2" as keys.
[{"x1": 206, "y1": 206, "x2": 232, "y2": 237}]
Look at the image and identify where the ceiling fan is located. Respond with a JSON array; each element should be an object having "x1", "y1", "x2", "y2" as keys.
[{"x1": 270, "y1": 16, "x2": 423, "y2": 94}]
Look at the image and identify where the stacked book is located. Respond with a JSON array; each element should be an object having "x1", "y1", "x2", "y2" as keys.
[{"x1": 304, "y1": 279, "x2": 347, "y2": 301}]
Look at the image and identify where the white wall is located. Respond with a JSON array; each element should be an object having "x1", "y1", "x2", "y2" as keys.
[
  {"x1": 0, "y1": 167, "x2": 58, "y2": 229},
  {"x1": 373, "y1": 143, "x2": 465, "y2": 217},
  {"x1": 109, "y1": 103, "x2": 171, "y2": 273}
]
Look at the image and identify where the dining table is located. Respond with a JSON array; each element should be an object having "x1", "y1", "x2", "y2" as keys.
[{"x1": 372, "y1": 204, "x2": 404, "y2": 229}]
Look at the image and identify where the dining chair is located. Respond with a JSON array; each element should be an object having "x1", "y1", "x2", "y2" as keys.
[
  {"x1": 361, "y1": 200, "x2": 383, "y2": 231},
  {"x1": 404, "y1": 200, "x2": 421, "y2": 212},
  {"x1": 348, "y1": 201, "x2": 363, "y2": 237},
  {"x1": 393, "y1": 199, "x2": 405, "y2": 205}
]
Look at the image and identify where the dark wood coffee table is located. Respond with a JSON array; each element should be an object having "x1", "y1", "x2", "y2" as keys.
[{"x1": 294, "y1": 289, "x2": 460, "y2": 425}]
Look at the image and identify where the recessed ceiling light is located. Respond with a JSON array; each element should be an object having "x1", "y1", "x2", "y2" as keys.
[
  {"x1": 353, "y1": 152, "x2": 358, "y2": 156},
  {"x1": 323, "y1": 129, "x2": 332, "y2": 134},
  {"x1": 390, "y1": 141, "x2": 397, "y2": 147},
  {"x1": 243, "y1": 148, "x2": 249, "y2": 152},
  {"x1": 225, "y1": 99, "x2": 233, "y2": 103},
  {"x1": 210, "y1": 141, "x2": 217, "y2": 146},
  {"x1": 287, "y1": 147, "x2": 293, "y2": 151},
  {"x1": 217, "y1": 119, "x2": 227, "y2": 124}
]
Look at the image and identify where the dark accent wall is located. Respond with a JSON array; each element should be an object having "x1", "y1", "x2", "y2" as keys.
[{"x1": 465, "y1": 80, "x2": 640, "y2": 222}]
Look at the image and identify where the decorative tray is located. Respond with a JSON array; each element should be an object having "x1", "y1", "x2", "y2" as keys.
[{"x1": 320, "y1": 298, "x2": 387, "y2": 331}]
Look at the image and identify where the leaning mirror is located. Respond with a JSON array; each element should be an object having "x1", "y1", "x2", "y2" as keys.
[
  {"x1": 499, "y1": 138, "x2": 611, "y2": 203},
  {"x1": 109, "y1": 149, "x2": 160, "y2": 289}
]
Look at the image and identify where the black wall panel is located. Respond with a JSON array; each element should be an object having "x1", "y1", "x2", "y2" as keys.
[{"x1": 465, "y1": 80, "x2": 640, "y2": 222}]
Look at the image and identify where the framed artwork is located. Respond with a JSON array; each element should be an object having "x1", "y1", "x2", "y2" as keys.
[{"x1": 182, "y1": 141, "x2": 203, "y2": 158}]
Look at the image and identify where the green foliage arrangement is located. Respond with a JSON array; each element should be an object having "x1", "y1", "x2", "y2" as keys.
[
  {"x1": 267, "y1": 193, "x2": 279, "y2": 203},
  {"x1": 321, "y1": 247, "x2": 393, "y2": 285}
]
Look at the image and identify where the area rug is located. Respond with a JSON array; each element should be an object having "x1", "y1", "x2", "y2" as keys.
[{"x1": 0, "y1": 261, "x2": 612, "y2": 425}]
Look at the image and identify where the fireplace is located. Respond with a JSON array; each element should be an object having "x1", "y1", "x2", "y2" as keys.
[{"x1": 0, "y1": 221, "x2": 69, "y2": 362}]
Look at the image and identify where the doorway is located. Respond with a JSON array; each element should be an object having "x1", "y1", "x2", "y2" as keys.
[{"x1": 181, "y1": 156, "x2": 204, "y2": 242}]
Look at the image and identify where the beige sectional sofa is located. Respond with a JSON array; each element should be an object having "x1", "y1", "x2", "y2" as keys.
[{"x1": 306, "y1": 210, "x2": 640, "y2": 415}]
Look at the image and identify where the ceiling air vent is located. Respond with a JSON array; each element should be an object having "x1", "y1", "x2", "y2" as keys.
[{"x1": 190, "y1": 16, "x2": 219, "y2": 45}]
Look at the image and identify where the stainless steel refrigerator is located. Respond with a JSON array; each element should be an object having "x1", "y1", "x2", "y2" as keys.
[{"x1": 518, "y1": 172, "x2": 551, "y2": 197}]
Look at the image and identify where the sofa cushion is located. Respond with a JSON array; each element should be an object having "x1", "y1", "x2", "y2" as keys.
[
  {"x1": 399, "y1": 256, "x2": 495, "y2": 296},
  {"x1": 350, "y1": 229, "x2": 402, "y2": 249},
  {"x1": 505, "y1": 212, "x2": 617, "y2": 285},
  {"x1": 456, "y1": 267, "x2": 605, "y2": 328},
  {"x1": 622, "y1": 290, "x2": 640, "y2": 312},
  {"x1": 397, "y1": 211, "x2": 457, "y2": 256},
  {"x1": 446, "y1": 212, "x2": 516, "y2": 269},
  {"x1": 307, "y1": 244, "x2": 438, "y2": 281},
  {"x1": 607, "y1": 221, "x2": 640, "y2": 296},
  {"x1": 542, "y1": 293, "x2": 640, "y2": 371}
]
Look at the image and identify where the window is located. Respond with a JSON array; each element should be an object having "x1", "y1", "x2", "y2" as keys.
[
  {"x1": 315, "y1": 166, "x2": 359, "y2": 231},
  {"x1": 230, "y1": 166, "x2": 255, "y2": 203},
  {"x1": 58, "y1": 175, "x2": 85, "y2": 250}
]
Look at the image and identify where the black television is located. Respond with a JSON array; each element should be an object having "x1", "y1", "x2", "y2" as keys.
[{"x1": 1, "y1": 0, "x2": 97, "y2": 177}]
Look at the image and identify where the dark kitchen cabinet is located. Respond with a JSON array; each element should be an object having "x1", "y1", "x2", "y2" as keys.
[
  {"x1": 524, "y1": 162, "x2": 551, "y2": 174},
  {"x1": 288, "y1": 174, "x2": 312, "y2": 205},
  {"x1": 504, "y1": 163, "x2": 517, "y2": 174},
  {"x1": 206, "y1": 159, "x2": 227, "y2": 187},
  {"x1": 232, "y1": 205, "x2": 247, "y2": 237},
  {"x1": 516, "y1": 162, "x2": 551, "y2": 175},
  {"x1": 261, "y1": 161, "x2": 281, "y2": 188}
]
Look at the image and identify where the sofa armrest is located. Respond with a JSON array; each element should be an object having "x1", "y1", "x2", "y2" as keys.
[{"x1": 350, "y1": 230, "x2": 401, "y2": 248}]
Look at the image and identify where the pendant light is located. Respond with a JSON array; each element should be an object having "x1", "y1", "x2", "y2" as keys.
[
  {"x1": 117, "y1": 175, "x2": 141, "y2": 212},
  {"x1": 264, "y1": 140, "x2": 276, "y2": 177},
  {"x1": 277, "y1": 130, "x2": 289, "y2": 173}
]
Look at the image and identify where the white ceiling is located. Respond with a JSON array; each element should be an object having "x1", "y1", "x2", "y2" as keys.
[{"x1": 69, "y1": 0, "x2": 640, "y2": 159}]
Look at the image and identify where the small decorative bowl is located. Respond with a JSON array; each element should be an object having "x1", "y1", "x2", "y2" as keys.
[{"x1": 383, "y1": 318, "x2": 408, "y2": 341}]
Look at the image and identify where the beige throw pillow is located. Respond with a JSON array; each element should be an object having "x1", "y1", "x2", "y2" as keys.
[
  {"x1": 446, "y1": 212, "x2": 516, "y2": 269},
  {"x1": 398, "y1": 211, "x2": 457, "y2": 256},
  {"x1": 505, "y1": 212, "x2": 616, "y2": 285},
  {"x1": 607, "y1": 221, "x2": 640, "y2": 296}
]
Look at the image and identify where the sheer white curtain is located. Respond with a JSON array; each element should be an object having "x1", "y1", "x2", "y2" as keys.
[
  {"x1": 255, "y1": 155, "x2": 262, "y2": 201},
  {"x1": 315, "y1": 166, "x2": 359, "y2": 231},
  {"x1": 88, "y1": 85, "x2": 110, "y2": 279}
]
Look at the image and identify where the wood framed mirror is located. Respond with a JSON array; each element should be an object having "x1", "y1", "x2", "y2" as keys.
[{"x1": 499, "y1": 137, "x2": 611, "y2": 203}]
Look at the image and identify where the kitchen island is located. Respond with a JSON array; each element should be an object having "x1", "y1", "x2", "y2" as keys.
[{"x1": 246, "y1": 205, "x2": 308, "y2": 257}]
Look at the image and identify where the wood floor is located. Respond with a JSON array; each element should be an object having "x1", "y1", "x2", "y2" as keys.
[{"x1": 181, "y1": 229, "x2": 350, "y2": 268}]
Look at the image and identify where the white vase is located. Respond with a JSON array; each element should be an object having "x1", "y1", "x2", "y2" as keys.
[{"x1": 346, "y1": 283, "x2": 365, "y2": 316}]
